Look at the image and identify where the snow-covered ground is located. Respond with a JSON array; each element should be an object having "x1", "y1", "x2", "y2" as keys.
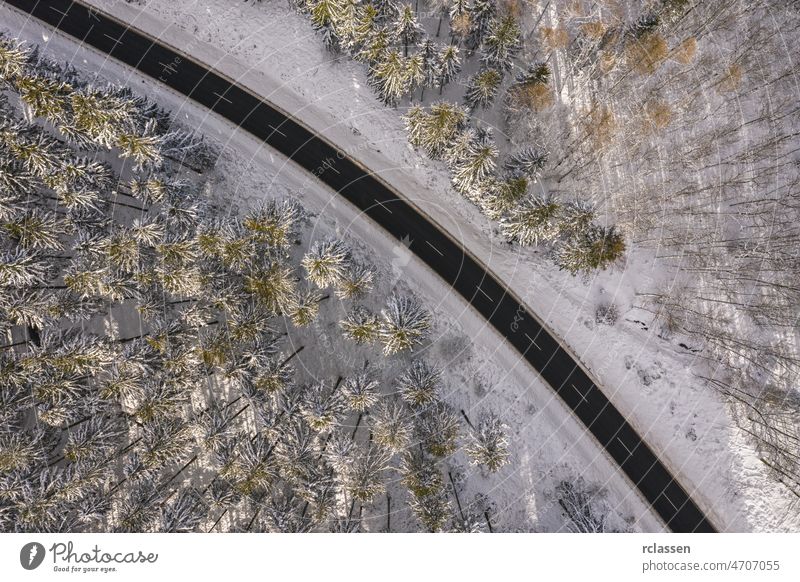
[
  {"x1": 9, "y1": 0, "x2": 798, "y2": 531},
  {"x1": 0, "y1": 2, "x2": 671, "y2": 531}
]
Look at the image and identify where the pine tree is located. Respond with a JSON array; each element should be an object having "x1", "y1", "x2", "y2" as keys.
[
  {"x1": 556, "y1": 225, "x2": 626, "y2": 274},
  {"x1": 341, "y1": 369, "x2": 380, "y2": 412},
  {"x1": 244, "y1": 259, "x2": 297, "y2": 314},
  {"x1": 404, "y1": 101, "x2": 466, "y2": 159},
  {"x1": 299, "y1": 380, "x2": 345, "y2": 432},
  {"x1": 479, "y1": 175, "x2": 528, "y2": 220},
  {"x1": 116, "y1": 118, "x2": 164, "y2": 171},
  {"x1": 481, "y1": 15, "x2": 520, "y2": 71},
  {"x1": 288, "y1": 286, "x2": 323, "y2": 327},
  {"x1": 0, "y1": 38, "x2": 28, "y2": 81},
  {"x1": 397, "y1": 359, "x2": 441, "y2": 407},
  {"x1": 373, "y1": 0, "x2": 401, "y2": 25},
  {"x1": 392, "y1": 4, "x2": 423, "y2": 57},
  {"x1": 348, "y1": 2, "x2": 380, "y2": 55},
  {"x1": 340, "y1": 306, "x2": 381, "y2": 344},
  {"x1": 436, "y1": 44, "x2": 461, "y2": 92},
  {"x1": 415, "y1": 401, "x2": 459, "y2": 457},
  {"x1": 465, "y1": 412, "x2": 510, "y2": 472},
  {"x1": 450, "y1": 128, "x2": 498, "y2": 195},
  {"x1": 370, "y1": 48, "x2": 411, "y2": 106},
  {"x1": 504, "y1": 147, "x2": 547, "y2": 180},
  {"x1": 302, "y1": 239, "x2": 350, "y2": 288},
  {"x1": 464, "y1": 67, "x2": 502, "y2": 110},
  {"x1": 408, "y1": 487, "x2": 451, "y2": 531},
  {"x1": 404, "y1": 52, "x2": 425, "y2": 94},
  {"x1": 379, "y1": 294, "x2": 431, "y2": 355},
  {"x1": 500, "y1": 194, "x2": 562, "y2": 246},
  {"x1": 370, "y1": 398, "x2": 412, "y2": 452},
  {"x1": 465, "y1": 0, "x2": 496, "y2": 52},
  {"x1": 340, "y1": 444, "x2": 391, "y2": 502},
  {"x1": 418, "y1": 40, "x2": 439, "y2": 99},
  {"x1": 557, "y1": 200, "x2": 596, "y2": 238}
]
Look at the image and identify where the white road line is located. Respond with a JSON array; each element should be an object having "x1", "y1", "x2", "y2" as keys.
[
  {"x1": 267, "y1": 124, "x2": 286, "y2": 137},
  {"x1": 425, "y1": 241, "x2": 444, "y2": 256},
  {"x1": 103, "y1": 33, "x2": 123, "y2": 47},
  {"x1": 87, "y1": 9, "x2": 101, "y2": 21},
  {"x1": 374, "y1": 199, "x2": 392, "y2": 214},
  {"x1": 476, "y1": 286, "x2": 493, "y2": 302},
  {"x1": 213, "y1": 92, "x2": 232, "y2": 104},
  {"x1": 328, "y1": 164, "x2": 340, "y2": 175},
  {"x1": 524, "y1": 333, "x2": 542, "y2": 350},
  {"x1": 50, "y1": 7, "x2": 68, "y2": 16},
  {"x1": 616, "y1": 436, "x2": 634, "y2": 456},
  {"x1": 661, "y1": 492, "x2": 679, "y2": 511},
  {"x1": 572, "y1": 384, "x2": 589, "y2": 405}
]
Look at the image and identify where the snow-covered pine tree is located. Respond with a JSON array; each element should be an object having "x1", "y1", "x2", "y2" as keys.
[
  {"x1": 397, "y1": 358, "x2": 441, "y2": 407},
  {"x1": 481, "y1": 14, "x2": 520, "y2": 71},
  {"x1": 404, "y1": 52, "x2": 426, "y2": 95},
  {"x1": 418, "y1": 39, "x2": 439, "y2": 100},
  {"x1": 504, "y1": 146, "x2": 547, "y2": 180},
  {"x1": 465, "y1": 0, "x2": 496, "y2": 52},
  {"x1": 370, "y1": 48, "x2": 411, "y2": 106},
  {"x1": 392, "y1": 4, "x2": 423, "y2": 57},
  {"x1": 557, "y1": 200, "x2": 596, "y2": 238},
  {"x1": 499, "y1": 194, "x2": 562, "y2": 246},
  {"x1": 379, "y1": 294, "x2": 431, "y2": 355},
  {"x1": 436, "y1": 44, "x2": 461, "y2": 93},
  {"x1": 464, "y1": 412, "x2": 510, "y2": 472},
  {"x1": 409, "y1": 487, "x2": 451, "y2": 532},
  {"x1": 373, "y1": 0, "x2": 402, "y2": 25},
  {"x1": 302, "y1": 239, "x2": 350, "y2": 288},
  {"x1": 403, "y1": 101, "x2": 467, "y2": 159},
  {"x1": 415, "y1": 401, "x2": 459, "y2": 457},
  {"x1": 356, "y1": 28, "x2": 391, "y2": 64},
  {"x1": 309, "y1": 0, "x2": 346, "y2": 52},
  {"x1": 340, "y1": 444, "x2": 391, "y2": 502},
  {"x1": 463, "y1": 67, "x2": 503, "y2": 110},
  {"x1": 370, "y1": 398, "x2": 413, "y2": 452},
  {"x1": 340, "y1": 306, "x2": 381, "y2": 344},
  {"x1": 479, "y1": 175, "x2": 528, "y2": 220},
  {"x1": 341, "y1": 369, "x2": 380, "y2": 412},
  {"x1": 450, "y1": 127, "x2": 498, "y2": 196},
  {"x1": 299, "y1": 380, "x2": 346, "y2": 431},
  {"x1": 0, "y1": 37, "x2": 28, "y2": 80},
  {"x1": 288, "y1": 286, "x2": 324, "y2": 326},
  {"x1": 335, "y1": 261, "x2": 375, "y2": 300},
  {"x1": 555, "y1": 224, "x2": 626, "y2": 274}
]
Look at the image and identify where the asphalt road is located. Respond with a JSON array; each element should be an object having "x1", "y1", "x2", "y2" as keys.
[{"x1": 5, "y1": 0, "x2": 716, "y2": 532}]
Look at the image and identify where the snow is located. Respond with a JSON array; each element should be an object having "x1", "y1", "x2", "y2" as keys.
[
  {"x1": 0, "y1": 2, "x2": 667, "y2": 532},
  {"x1": 5, "y1": 0, "x2": 797, "y2": 531}
]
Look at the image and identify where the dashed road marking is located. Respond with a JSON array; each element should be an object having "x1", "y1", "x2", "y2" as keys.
[
  {"x1": 524, "y1": 332, "x2": 542, "y2": 350},
  {"x1": 572, "y1": 383, "x2": 589, "y2": 405},
  {"x1": 213, "y1": 91, "x2": 232, "y2": 104},
  {"x1": 425, "y1": 241, "x2": 444, "y2": 256},
  {"x1": 267, "y1": 124, "x2": 286, "y2": 138},
  {"x1": 374, "y1": 199, "x2": 392, "y2": 214},
  {"x1": 103, "y1": 33, "x2": 123, "y2": 47},
  {"x1": 476, "y1": 286, "x2": 493, "y2": 302},
  {"x1": 616, "y1": 436, "x2": 634, "y2": 456}
]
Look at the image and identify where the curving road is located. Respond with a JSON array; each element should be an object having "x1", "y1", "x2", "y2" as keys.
[{"x1": 5, "y1": 0, "x2": 716, "y2": 532}]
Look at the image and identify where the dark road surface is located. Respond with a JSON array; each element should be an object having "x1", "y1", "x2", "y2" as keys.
[{"x1": 4, "y1": 0, "x2": 716, "y2": 532}]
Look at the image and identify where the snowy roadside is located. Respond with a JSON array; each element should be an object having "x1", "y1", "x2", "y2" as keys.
[
  {"x1": 0, "y1": 2, "x2": 665, "y2": 531},
  {"x1": 30, "y1": 0, "x2": 800, "y2": 531}
]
